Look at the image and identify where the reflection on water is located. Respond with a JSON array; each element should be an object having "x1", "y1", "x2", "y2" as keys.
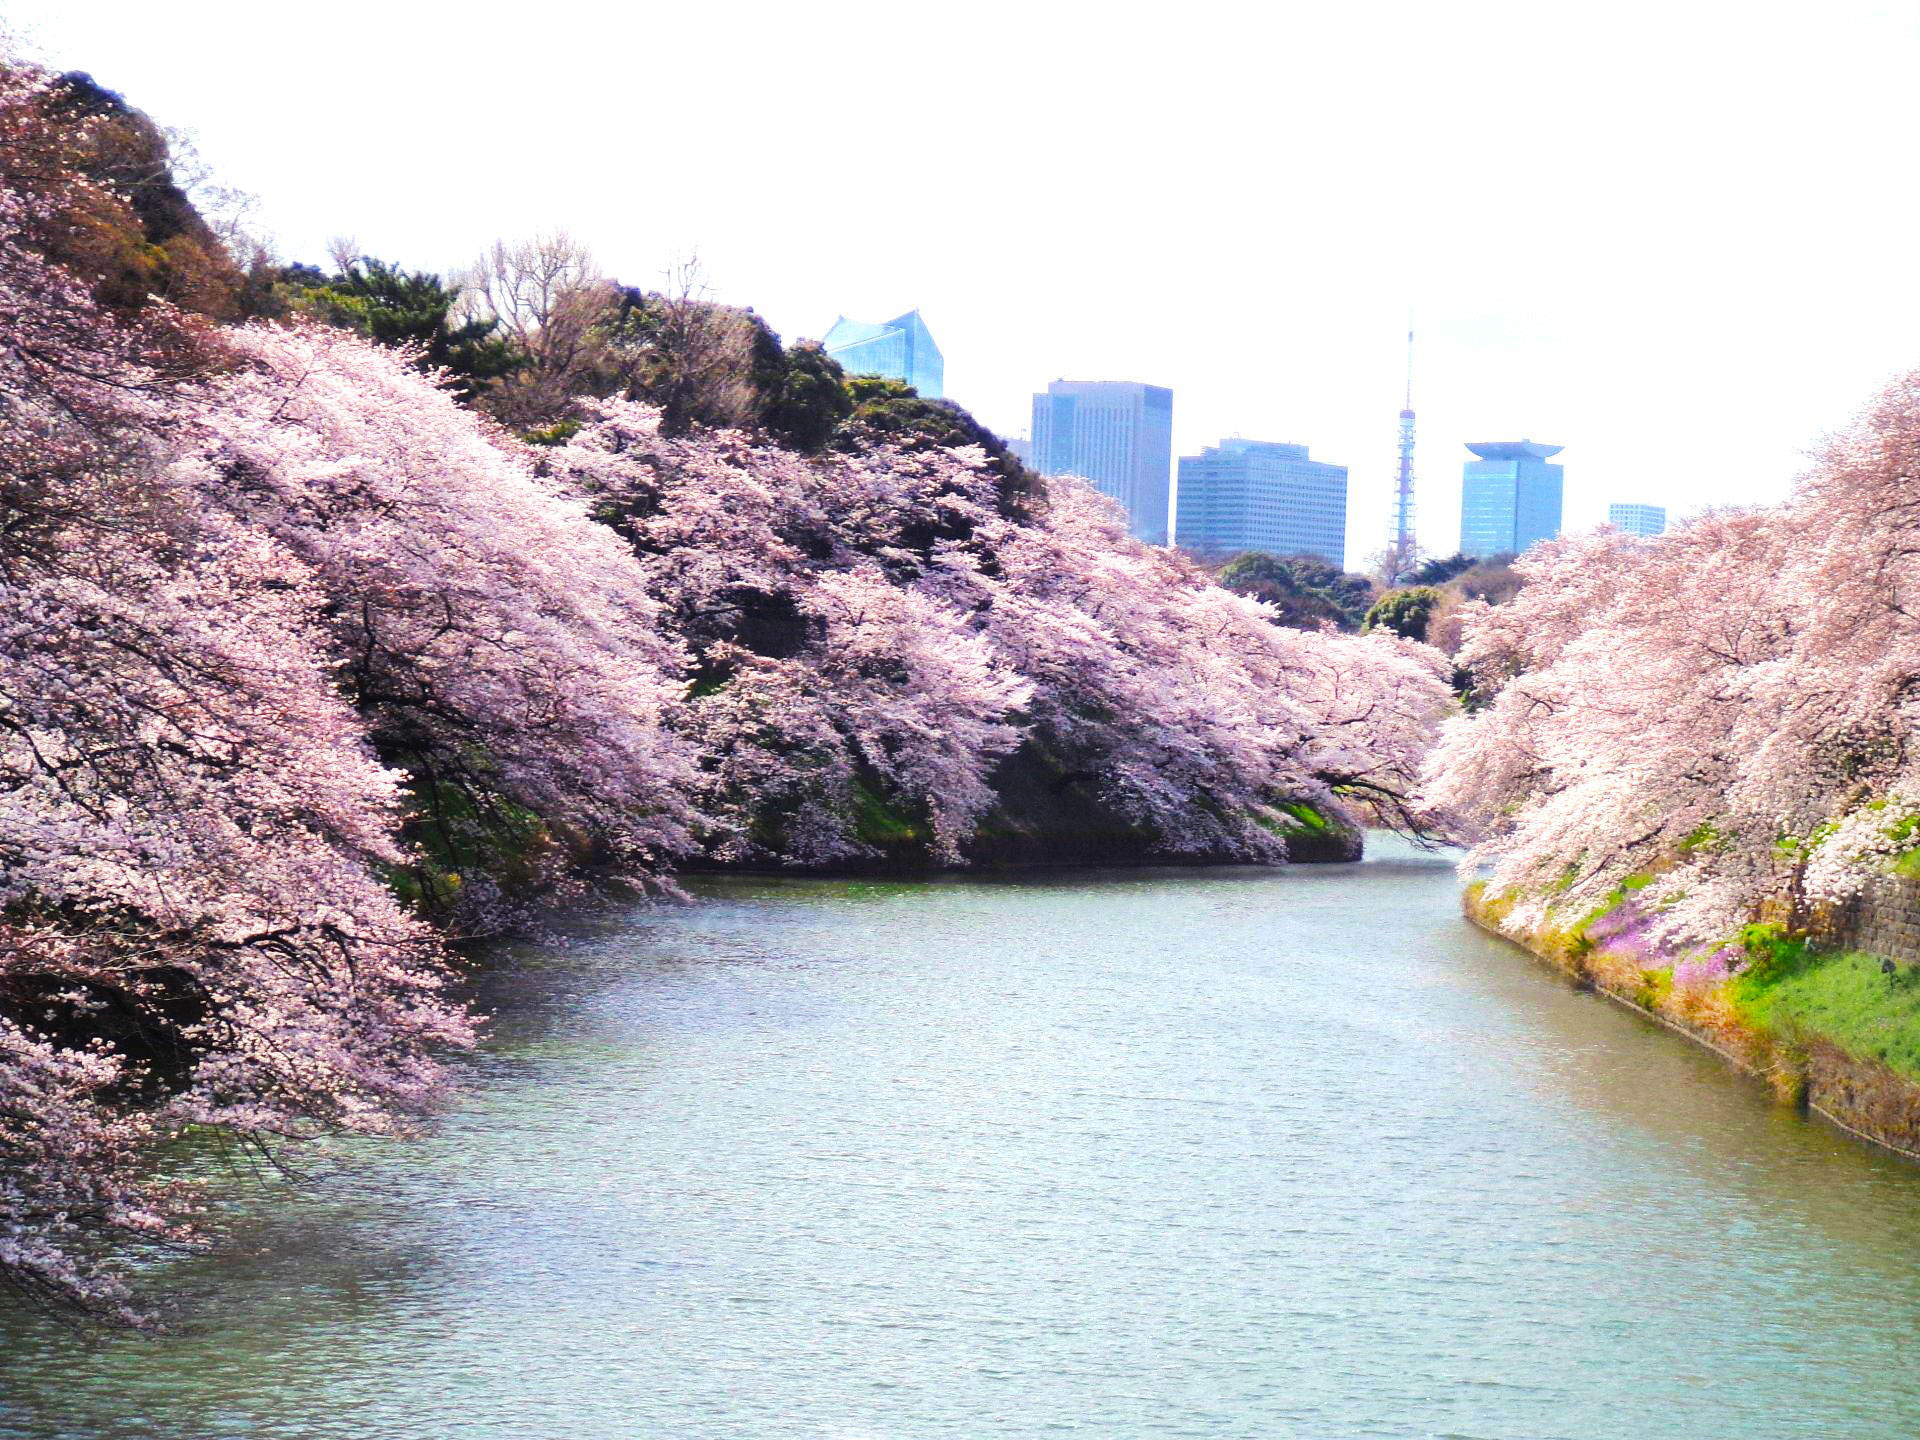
[{"x1": 5, "y1": 835, "x2": 1920, "y2": 1438}]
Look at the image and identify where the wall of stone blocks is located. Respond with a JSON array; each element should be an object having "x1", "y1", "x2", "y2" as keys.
[{"x1": 1836, "y1": 873, "x2": 1920, "y2": 968}]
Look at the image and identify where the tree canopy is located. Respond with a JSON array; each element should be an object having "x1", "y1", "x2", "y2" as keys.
[
  {"x1": 1218, "y1": 551, "x2": 1375, "y2": 631},
  {"x1": 1363, "y1": 586, "x2": 1442, "y2": 641},
  {"x1": 285, "y1": 256, "x2": 520, "y2": 399},
  {"x1": 1424, "y1": 379, "x2": 1920, "y2": 952},
  {"x1": 1408, "y1": 552, "x2": 1476, "y2": 586},
  {"x1": 0, "y1": 54, "x2": 1455, "y2": 1313}
]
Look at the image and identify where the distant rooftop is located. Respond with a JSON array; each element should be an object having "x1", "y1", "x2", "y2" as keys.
[
  {"x1": 821, "y1": 316, "x2": 892, "y2": 347},
  {"x1": 1044, "y1": 379, "x2": 1171, "y2": 393},
  {"x1": 821, "y1": 309, "x2": 939, "y2": 352},
  {"x1": 1465, "y1": 439, "x2": 1564, "y2": 461},
  {"x1": 1211, "y1": 438, "x2": 1311, "y2": 460},
  {"x1": 820, "y1": 309, "x2": 943, "y2": 399}
]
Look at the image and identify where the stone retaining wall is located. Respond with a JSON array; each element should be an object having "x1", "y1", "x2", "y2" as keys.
[
  {"x1": 1465, "y1": 885, "x2": 1920, "y2": 1160},
  {"x1": 1841, "y1": 872, "x2": 1920, "y2": 967}
]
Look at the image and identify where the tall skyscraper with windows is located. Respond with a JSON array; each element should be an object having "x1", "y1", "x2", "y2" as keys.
[
  {"x1": 1459, "y1": 440, "x2": 1564, "y2": 558},
  {"x1": 1608, "y1": 502, "x2": 1667, "y2": 537},
  {"x1": 821, "y1": 309, "x2": 944, "y2": 397},
  {"x1": 1174, "y1": 439, "x2": 1348, "y2": 565},
  {"x1": 1031, "y1": 380, "x2": 1175, "y2": 545}
]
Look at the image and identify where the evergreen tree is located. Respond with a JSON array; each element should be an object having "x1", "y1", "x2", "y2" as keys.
[
  {"x1": 1218, "y1": 552, "x2": 1374, "y2": 631},
  {"x1": 291, "y1": 257, "x2": 521, "y2": 401},
  {"x1": 1408, "y1": 551, "x2": 1476, "y2": 586},
  {"x1": 1363, "y1": 586, "x2": 1442, "y2": 641},
  {"x1": 761, "y1": 340, "x2": 853, "y2": 452}
]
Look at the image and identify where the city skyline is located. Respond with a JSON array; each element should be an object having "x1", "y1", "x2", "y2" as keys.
[
  {"x1": 802, "y1": 305, "x2": 1648, "y2": 570},
  {"x1": 18, "y1": 3, "x2": 1920, "y2": 569}
]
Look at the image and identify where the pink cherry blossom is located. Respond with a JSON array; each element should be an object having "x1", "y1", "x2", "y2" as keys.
[{"x1": 1427, "y1": 370, "x2": 1920, "y2": 947}]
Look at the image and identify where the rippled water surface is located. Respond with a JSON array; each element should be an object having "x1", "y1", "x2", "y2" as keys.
[{"x1": 6, "y1": 836, "x2": 1920, "y2": 1438}]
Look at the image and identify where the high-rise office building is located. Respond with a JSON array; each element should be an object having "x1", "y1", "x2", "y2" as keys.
[
  {"x1": 1459, "y1": 440, "x2": 1564, "y2": 559},
  {"x1": 1031, "y1": 380, "x2": 1175, "y2": 545},
  {"x1": 1608, "y1": 502, "x2": 1667, "y2": 537},
  {"x1": 821, "y1": 309, "x2": 944, "y2": 398},
  {"x1": 1174, "y1": 439, "x2": 1348, "y2": 565}
]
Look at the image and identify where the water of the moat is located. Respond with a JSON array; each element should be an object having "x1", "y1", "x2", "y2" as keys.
[{"x1": 5, "y1": 834, "x2": 1920, "y2": 1438}]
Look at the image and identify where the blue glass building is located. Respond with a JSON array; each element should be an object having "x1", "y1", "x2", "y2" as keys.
[
  {"x1": 820, "y1": 310, "x2": 944, "y2": 398},
  {"x1": 1174, "y1": 439, "x2": 1348, "y2": 565},
  {"x1": 1459, "y1": 440, "x2": 1564, "y2": 559},
  {"x1": 1608, "y1": 502, "x2": 1666, "y2": 537},
  {"x1": 1031, "y1": 380, "x2": 1175, "y2": 545}
]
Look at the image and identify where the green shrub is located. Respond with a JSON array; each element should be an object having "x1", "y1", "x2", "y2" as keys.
[{"x1": 1362, "y1": 586, "x2": 1440, "y2": 641}]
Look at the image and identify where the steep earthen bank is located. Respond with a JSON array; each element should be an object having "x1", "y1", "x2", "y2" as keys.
[
  {"x1": 1463, "y1": 884, "x2": 1920, "y2": 1160},
  {"x1": 679, "y1": 740, "x2": 1366, "y2": 875}
]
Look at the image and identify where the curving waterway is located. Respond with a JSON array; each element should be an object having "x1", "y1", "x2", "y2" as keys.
[{"x1": 6, "y1": 835, "x2": 1920, "y2": 1438}]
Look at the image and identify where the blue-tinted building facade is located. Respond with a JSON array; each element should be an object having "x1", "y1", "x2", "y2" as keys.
[
  {"x1": 1608, "y1": 502, "x2": 1666, "y2": 537},
  {"x1": 821, "y1": 309, "x2": 944, "y2": 398},
  {"x1": 1459, "y1": 440, "x2": 1564, "y2": 559},
  {"x1": 1031, "y1": 380, "x2": 1175, "y2": 545},
  {"x1": 1174, "y1": 439, "x2": 1347, "y2": 565}
]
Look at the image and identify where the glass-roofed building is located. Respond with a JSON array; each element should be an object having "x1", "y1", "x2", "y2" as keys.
[{"x1": 820, "y1": 309, "x2": 944, "y2": 398}]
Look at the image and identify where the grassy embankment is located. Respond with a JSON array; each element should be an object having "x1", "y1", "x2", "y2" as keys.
[
  {"x1": 1729, "y1": 943, "x2": 1920, "y2": 1081},
  {"x1": 1466, "y1": 881, "x2": 1920, "y2": 1155}
]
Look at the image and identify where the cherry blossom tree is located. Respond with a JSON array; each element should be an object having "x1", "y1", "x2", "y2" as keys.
[
  {"x1": 1427, "y1": 371, "x2": 1920, "y2": 947},
  {"x1": 179, "y1": 325, "x2": 700, "y2": 920},
  {"x1": 551, "y1": 401, "x2": 1452, "y2": 866},
  {"x1": 0, "y1": 51, "x2": 1456, "y2": 1314},
  {"x1": 0, "y1": 62, "x2": 470, "y2": 1312}
]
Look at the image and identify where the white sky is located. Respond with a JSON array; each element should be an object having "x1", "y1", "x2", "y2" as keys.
[{"x1": 16, "y1": 1, "x2": 1920, "y2": 568}]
